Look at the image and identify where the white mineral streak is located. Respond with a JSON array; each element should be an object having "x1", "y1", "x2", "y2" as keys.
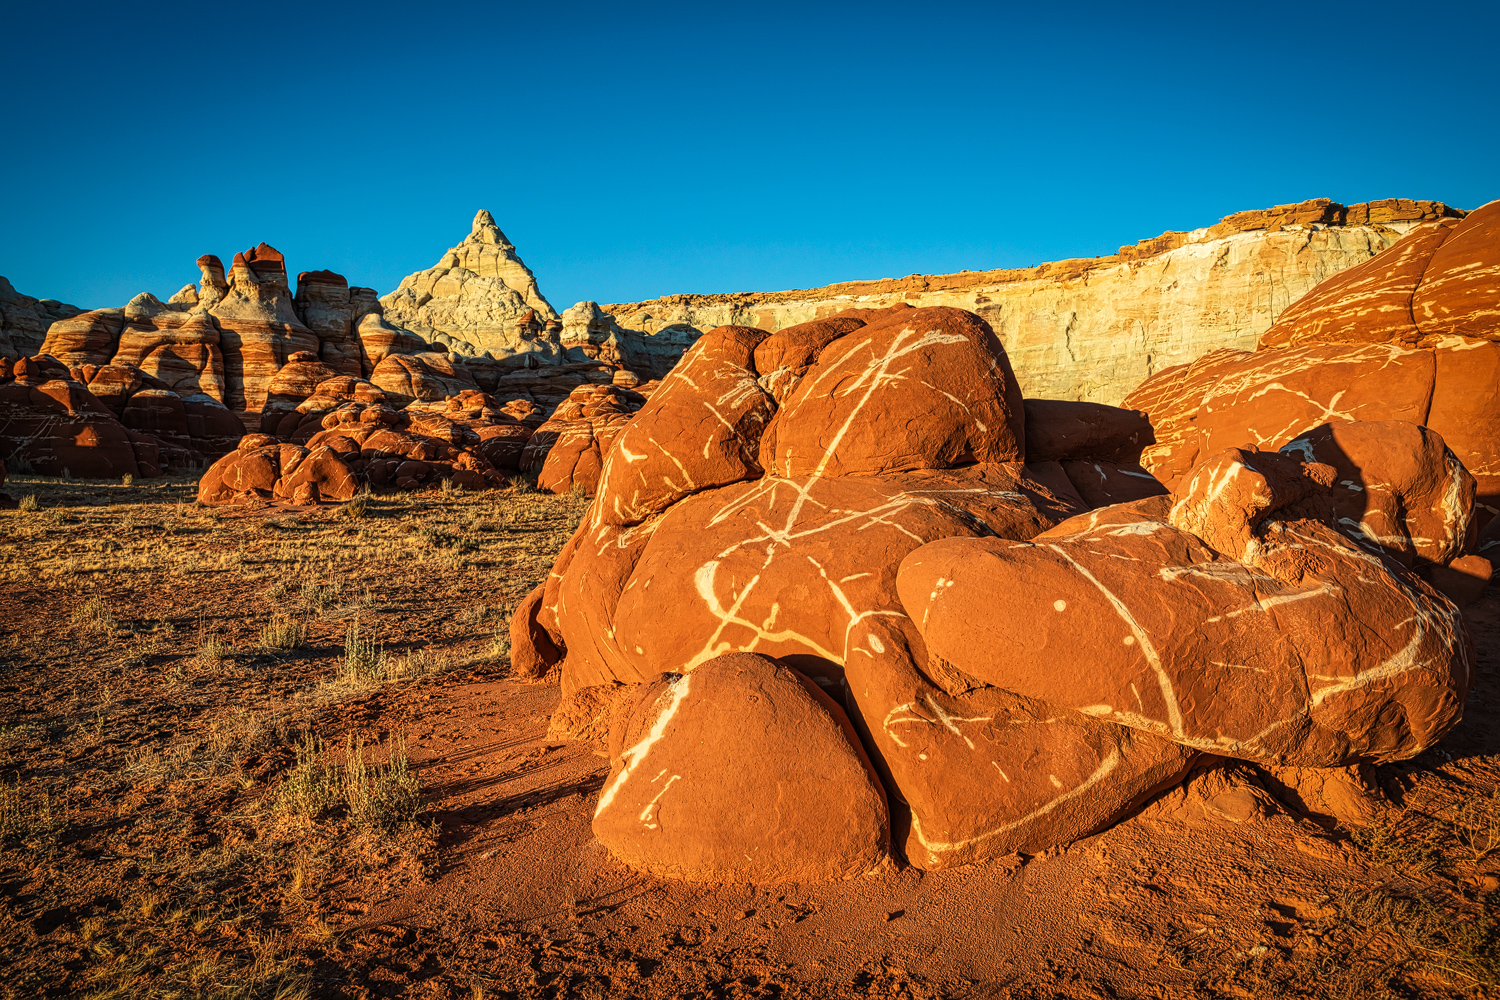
[
  {"x1": 595, "y1": 674, "x2": 693, "y2": 817},
  {"x1": 908, "y1": 749, "x2": 1122, "y2": 864}
]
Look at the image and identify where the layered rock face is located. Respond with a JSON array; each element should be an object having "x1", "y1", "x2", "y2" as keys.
[
  {"x1": 380, "y1": 211, "x2": 562, "y2": 359},
  {"x1": 36, "y1": 246, "x2": 399, "y2": 434},
  {"x1": 513, "y1": 303, "x2": 1477, "y2": 881},
  {"x1": 1127, "y1": 201, "x2": 1500, "y2": 528},
  {"x1": 594, "y1": 199, "x2": 1463, "y2": 404},
  {"x1": 0, "y1": 277, "x2": 82, "y2": 360},
  {"x1": 0, "y1": 354, "x2": 244, "y2": 477},
  {"x1": 520, "y1": 380, "x2": 655, "y2": 496}
]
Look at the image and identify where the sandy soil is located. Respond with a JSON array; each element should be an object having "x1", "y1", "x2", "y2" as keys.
[{"x1": 0, "y1": 475, "x2": 1496, "y2": 999}]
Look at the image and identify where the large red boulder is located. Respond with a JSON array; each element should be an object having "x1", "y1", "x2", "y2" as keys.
[
  {"x1": 521, "y1": 383, "x2": 648, "y2": 495},
  {"x1": 1258, "y1": 199, "x2": 1499, "y2": 349},
  {"x1": 593, "y1": 653, "x2": 890, "y2": 883},
  {"x1": 897, "y1": 434, "x2": 1473, "y2": 769}
]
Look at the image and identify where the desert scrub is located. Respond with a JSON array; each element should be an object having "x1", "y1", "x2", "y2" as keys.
[
  {"x1": 344, "y1": 732, "x2": 421, "y2": 833},
  {"x1": 70, "y1": 595, "x2": 116, "y2": 633},
  {"x1": 341, "y1": 492, "x2": 371, "y2": 520},
  {"x1": 0, "y1": 776, "x2": 67, "y2": 846},
  {"x1": 275, "y1": 731, "x2": 422, "y2": 835},
  {"x1": 342, "y1": 620, "x2": 383, "y2": 680},
  {"x1": 260, "y1": 614, "x2": 306, "y2": 653},
  {"x1": 1349, "y1": 810, "x2": 1445, "y2": 875},
  {"x1": 18, "y1": 493, "x2": 38, "y2": 512},
  {"x1": 1452, "y1": 786, "x2": 1500, "y2": 863},
  {"x1": 299, "y1": 580, "x2": 342, "y2": 612},
  {"x1": 275, "y1": 732, "x2": 343, "y2": 820}
]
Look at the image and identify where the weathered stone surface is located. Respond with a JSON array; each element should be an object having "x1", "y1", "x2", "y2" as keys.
[
  {"x1": 597, "y1": 199, "x2": 1465, "y2": 404},
  {"x1": 522, "y1": 383, "x2": 649, "y2": 495},
  {"x1": 198, "y1": 388, "x2": 509, "y2": 504},
  {"x1": 1127, "y1": 338, "x2": 1500, "y2": 527},
  {"x1": 593, "y1": 653, "x2": 889, "y2": 884},
  {"x1": 380, "y1": 211, "x2": 561, "y2": 359},
  {"x1": 0, "y1": 277, "x2": 82, "y2": 360},
  {"x1": 369, "y1": 351, "x2": 480, "y2": 407},
  {"x1": 1125, "y1": 344, "x2": 1439, "y2": 491},
  {"x1": 0, "y1": 365, "x2": 141, "y2": 478},
  {"x1": 1023, "y1": 399, "x2": 1153, "y2": 464},
  {"x1": 208, "y1": 245, "x2": 320, "y2": 427},
  {"x1": 845, "y1": 617, "x2": 1195, "y2": 869},
  {"x1": 511, "y1": 584, "x2": 564, "y2": 681},
  {"x1": 561, "y1": 300, "x2": 698, "y2": 380},
  {"x1": 897, "y1": 438, "x2": 1473, "y2": 769},
  {"x1": 760, "y1": 306, "x2": 1024, "y2": 479},
  {"x1": 509, "y1": 302, "x2": 1474, "y2": 878},
  {"x1": 1259, "y1": 199, "x2": 1499, "y2": 350},
  {"x1": 293, "y1": 270, "x2": 371, "y2": 376},
  {"x1": 0, "y1": 354, "x2": 243, "y2": 477}
]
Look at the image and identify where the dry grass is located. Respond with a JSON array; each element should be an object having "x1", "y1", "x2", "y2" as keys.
[{"x1": 0, "y1": 473, "x2": 586, "y2": 996}]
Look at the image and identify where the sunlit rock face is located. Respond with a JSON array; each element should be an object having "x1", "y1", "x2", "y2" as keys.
[
  {"x1": 592, "y1": 198, "x2": 1465, "y2": 405},
  {"x1": 510, "y1": 302, "x2": 1476, "y2": 881},
  {"x1": 379, "y1": 210, "x2": 563, "y2": 361},
  {"x1": 1128, "y1": 200, "x2": 1500, "y2": 527}
]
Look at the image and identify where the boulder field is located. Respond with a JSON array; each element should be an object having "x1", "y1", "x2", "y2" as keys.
[
  {"x1": 0, "y1": 354, "x2": 244, "y2": 478},
  {"x1": 514, "y1": 212, "x2": 1498, "y2": 885}
]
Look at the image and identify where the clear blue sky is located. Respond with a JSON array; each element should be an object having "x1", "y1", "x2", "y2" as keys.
[{"x1": 2, "y1": 1, "x2": 1495, "y2": 312}]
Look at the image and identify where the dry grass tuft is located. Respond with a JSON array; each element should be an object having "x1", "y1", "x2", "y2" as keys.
[
  {"x1": 70, "y1": 595, "x2": 117, "y2": 633},
  {"x1": 18, "y1": 493, "x2": 38, "y2": 512},
  {"x1": 259, "y1": 614, "x2": 306, "y2": 653}
]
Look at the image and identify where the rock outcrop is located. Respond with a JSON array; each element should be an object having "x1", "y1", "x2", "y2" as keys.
[
  {"x1": 1126, "y1": 205, "x2": 1500, "y2": 529},
  {"x1": 1259, "y1": 200, "x2": 1499, "y2": 349},
  {"x1": 516, "y1": 304, "x2": 1477, "y2": 880},
  {"x1": 196, "y1": 380, "x2": 522, "y2": 505},
  {"x1": 593, "y1": 198, "x2": 1464, "y2": 404},
  {"x1": 593, "y1": 653, "x2": 890, "y2": 883},
  {"x1": 379, "y1": 211, "x2": 561, "y2": 359},
  {"x1": 520, "y1": 382, "x2": 653, "y2": 495},
  {"x1": 0, "y1": 355, "x2": 243, "y2": 477},
  {"x1": 0, "y1": 278, "x2": 82, "y2": 360}
]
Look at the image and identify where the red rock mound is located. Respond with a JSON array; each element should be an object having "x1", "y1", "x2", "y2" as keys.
[
  {"x1": 520, "y1": 382, "x2": 654, "y2": 495},
  {"x1": 1128, "y1": 206, "x2": 1500, "y2": 528},
  {"x1": 592, "y1": 653, "x2": 890, "y2": 884},
  {"x1": 0, "y1": 354, "x2": 245, "y2": 477},
  {"x1": 513, "y1": 306, "x2": 1239, "y2": 874},
  {"x1": 1258, "y1": 199, "x2": 1499, "y2": 349}
]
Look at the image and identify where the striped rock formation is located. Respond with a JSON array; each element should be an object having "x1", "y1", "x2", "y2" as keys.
[
  {"x1": 0, "y1": 354, "x2": 244, "y2": 478},
  {"x1": 379, "y1": 210, "x2": 561, "y2": 359}
]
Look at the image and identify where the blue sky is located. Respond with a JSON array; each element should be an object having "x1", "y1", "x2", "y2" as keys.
[{"x1": 2, "y1": 1, "x2": 1495, "y2": 312}]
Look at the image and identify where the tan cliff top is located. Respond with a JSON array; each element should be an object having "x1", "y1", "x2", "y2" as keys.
[{"x1": 601, "y1": 197, "x2": 1465, "y2": 311}]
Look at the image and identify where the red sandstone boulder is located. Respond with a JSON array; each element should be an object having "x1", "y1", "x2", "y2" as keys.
[
  {"x1": 0, "y1": 374, "x2": 142, "y2": 478},
  {"x1": 522, "y1": 383, "x2": 647, "y2": 495},
  {"x1": 1260, "y1": 199, "x2": 1499, "y2": 349},
  {"x1": 897, "y1": 436, "x2": 1473, "y2": 769},
  {"x1": 759, "y1": 306, "x2": 1024, "y2": 478},
  {"x1": 593, "y1": 653, "x2": 890, "y2": 883},
  {"x1": 369, "y1": 351, "x2": 479, "y2": 406},
  {"x1": 845, "y1": 617, "x2": 1195, "y2": 869},
  {"x1": 1124, "y1": 340, "x2": 1500, "y2": 527},
  {"x1": 519, "y1": 303, "x2": 1479, "y2": 881}
]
